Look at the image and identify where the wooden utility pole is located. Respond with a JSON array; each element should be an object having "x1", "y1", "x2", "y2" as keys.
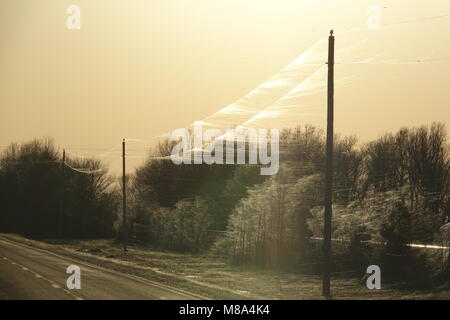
[
  {"x1": 122, "y1": 139, "x2": 128, "y2": 253},
  {"x1": 59, "y1": 149, "x2": 66, "y2": 238},
  {"x1": 322, "y1": 30, "x2": 335, "y2": 299}
]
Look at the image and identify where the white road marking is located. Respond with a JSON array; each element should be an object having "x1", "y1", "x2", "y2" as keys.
[{"x1": 3, "y1": 254, "x2": 83, "y2": 300}]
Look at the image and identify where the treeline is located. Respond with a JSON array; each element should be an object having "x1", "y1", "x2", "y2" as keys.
[
  {"x1": 130, "y1": 123, "x2": 449, "y2": 284},
  {"x1": 1, "y1": 123, "x2": 448, "y2": 285},
  {"x1": 0, "y1": 138, "x2": 118, "y2": 238},
  {"x1": 129, "y1": 125, "x2": 366, "y2": 254},
  {"x1": 221, "y1": 123, "x2": 449, "y2": 284}
]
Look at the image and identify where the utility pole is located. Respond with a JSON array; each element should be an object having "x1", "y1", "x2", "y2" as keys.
[
  {"x1": 322, "y1": 30, "x2": 335, "y2": 299},
  {"x1": 122, "y1": 139, "x2": 128, "y2": 253},
  {"x1": 59, "y1": 149, "x2": 66, "y2": 238}
]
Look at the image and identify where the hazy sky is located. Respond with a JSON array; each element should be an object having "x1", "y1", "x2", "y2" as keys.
[{"x1": 1, "y1": 0, "x2": 449, "y2": 170}]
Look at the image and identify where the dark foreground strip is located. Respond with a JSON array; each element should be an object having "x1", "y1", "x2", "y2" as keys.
[{"x1": 0, "y1": 300, "x2": 446, "y2": 319}]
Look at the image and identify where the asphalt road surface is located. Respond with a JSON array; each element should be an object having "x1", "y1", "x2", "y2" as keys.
[{"x1": 0, "y1": 237, "x2": 200, "y2": 300}]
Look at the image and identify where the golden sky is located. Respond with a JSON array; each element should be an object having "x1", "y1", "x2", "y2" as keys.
[{"x1": 1, "y1": 0, "x2": 449, "y2": 169}]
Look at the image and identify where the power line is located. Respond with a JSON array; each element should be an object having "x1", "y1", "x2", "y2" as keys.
[
  {"x1": 64, "y1": 162, "x2": 104, "y2": 174},
  {"x1": 341, "y1": 12, "x2": 450, "y2": 31}
]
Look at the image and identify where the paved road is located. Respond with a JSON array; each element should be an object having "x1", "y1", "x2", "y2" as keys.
[{"x1": 0, "y1": 237, "x2": 200, "y2": 300}]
